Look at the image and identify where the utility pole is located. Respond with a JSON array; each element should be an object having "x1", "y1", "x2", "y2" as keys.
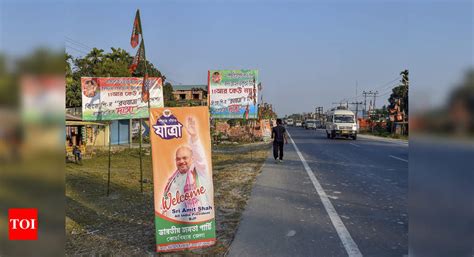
[
  {"x1": 315, "y1": 106, "x2": 323, "y2": 120},
  {"x1": 362, "y1": 91, "x2": 376, "y2": 118},
  {"x1": 372, "y1": 90, "x2": 379, "y2": 112},
  {"x1": 400, "y1": 69, "x2": 409, "y2": 135},
  {"x1": 349, "y1": 101, "x2": 363, "y2": 119},
  {"x1": 332, "y1": 102, "x2": 346, "y2": 108}
]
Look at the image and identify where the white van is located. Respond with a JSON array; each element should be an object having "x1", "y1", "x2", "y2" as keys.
[
  {"x1": 286, "y1": 118, "x2": 294, "y2": 126},
  {"x1": 325, "y1": 108, "x2": 358, "y2": 140},
  {"x1": 304, "y1": 119, "x2": 317, "y2": 129}
]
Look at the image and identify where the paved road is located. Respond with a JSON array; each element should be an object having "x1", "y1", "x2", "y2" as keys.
[{"x1": 229, "y1": 127, "x2": 408, "y2": 257}]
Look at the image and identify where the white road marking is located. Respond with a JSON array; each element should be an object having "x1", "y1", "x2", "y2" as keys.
[
  {"x1": 389, "y1": 155, "x2": 408, "y2": 163},
  {"x1": 349, "y1": 143, "x2": 361, "y2": 148},
  {"x1": 287, "y1": 131, "x2": 363, "y2": 257}
]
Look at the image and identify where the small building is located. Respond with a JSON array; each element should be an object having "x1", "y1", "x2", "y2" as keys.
[
  {"x1": 172, "y1": 85, "x2": 207, "y2": 106},
  {"x1": 66, "y1": 113, "x2": 109, "y2": 157},
  {"x1": 65, "y1": 108, "x2": 132, "y2": 156}
]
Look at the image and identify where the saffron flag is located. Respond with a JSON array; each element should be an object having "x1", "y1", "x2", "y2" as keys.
[
  {"x1": 141, "y1": 72, "x2": 149, "y2": 102},
  {"x1": 243, "y1": 104, "x2": 249, "y2": 121},
  {"x1": 129, "y1": 40, "x2": 145, "y2": 74},
  {"x1": 130, "y1": 10, "x2": 142, "y2": 48}
]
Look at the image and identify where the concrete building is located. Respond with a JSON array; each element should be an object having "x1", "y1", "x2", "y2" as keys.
[{"x1": 172, "y1": 85, "x2": 207, "y2": 106}]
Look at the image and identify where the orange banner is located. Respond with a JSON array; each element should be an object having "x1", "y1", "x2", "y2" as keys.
[{"x1": 149, "y1": 107, "x2": 215, "y2": 252}]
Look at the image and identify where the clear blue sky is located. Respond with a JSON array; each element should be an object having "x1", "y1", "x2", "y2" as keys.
[{"x1": 1, "y1": 0, "x2": 472, "y2": 116}]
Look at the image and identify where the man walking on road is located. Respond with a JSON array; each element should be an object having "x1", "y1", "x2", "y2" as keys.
[{"x1": 272, "y1": 118, "x2": 288, "y2": 163}]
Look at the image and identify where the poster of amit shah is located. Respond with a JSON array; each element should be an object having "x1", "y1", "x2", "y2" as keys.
[{"x1": 149, "y1": 106, "x2": 216, "y2": 252}]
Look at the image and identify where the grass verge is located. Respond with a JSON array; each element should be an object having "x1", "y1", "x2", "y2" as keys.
[{"x1": 66, "y1": 143, "x2": 270, "y2": 256}]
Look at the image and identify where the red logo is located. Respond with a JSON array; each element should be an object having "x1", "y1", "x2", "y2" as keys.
[{"x1": 8, "y1": 208, "x2": 38, "y2": 240}]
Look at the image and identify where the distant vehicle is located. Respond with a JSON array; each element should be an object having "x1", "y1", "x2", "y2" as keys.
[
  {"x1": 295, "y1": 120, "x2": 302, "y2": 127},
  {"x1": 315, "y1": 120, "x2": 323, "y2": 129},
  {"x1": 304, "y1": 119, "x2": 316, "y2": 129},
  {"x1": 286, "y1": 118, "x2": 294, "y2": 126},
  {"x1": 325, "y1": 108, "x2": 358, "y2": 140}
]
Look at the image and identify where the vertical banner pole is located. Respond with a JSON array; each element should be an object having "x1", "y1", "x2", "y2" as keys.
[
  {"x1": 107, "y1": 121, "x2": 112, "y2": 196},
  {"x1": 143, "y1": 9, "x2": 152, "y2": 194},
  {"x1": 129, "y1": 119, "x2": 132, "y2": 149},
  {"x1": 139, "y1": 118, "x2": 143, "y2": 192}
]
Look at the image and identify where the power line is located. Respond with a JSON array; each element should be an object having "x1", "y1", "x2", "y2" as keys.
[
  {"x1": 378, "y1": 91, "x2": 393, "y2": 98},
  {"x1": 65, "y1": 36, "x2": 94, "y2": 50},
  {"x1": 65, "y1": 44, "x2": 89, "y2": 55},
  {"x1": 65, "y1": 40, "x2": 91, "y2": 52},
  {"x1": 373, "y1": 76, "x2": 402, "y2": 91},
  {"x1": 344, "y1": 76, "x2": 402, "y2": 101}
]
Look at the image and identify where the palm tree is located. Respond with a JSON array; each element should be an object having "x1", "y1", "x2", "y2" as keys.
[{"x1": 86, "y1": 48, "x2": 104, "y2": 65}]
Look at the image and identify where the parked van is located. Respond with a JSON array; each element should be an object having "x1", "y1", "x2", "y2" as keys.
[
  {"x1": 325, "y1": 108, "x2": 358, "y2": 140},
  {"x1": 304, "y1": 119, "x2": 317, "y2": 129}
]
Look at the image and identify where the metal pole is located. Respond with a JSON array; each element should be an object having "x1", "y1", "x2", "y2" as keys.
[
  {"x1": 129, "y1": 119, "x2": 132, "y2": 149},
  {"x1": 138, "y1": 8, "x2": 151, "y2": 193},
  {"x1": 139, "y1": 119, "x2": 143, "y2": 192},
  {"x1": 107, "y1": 121, "x2": 111, "y2": 196}
]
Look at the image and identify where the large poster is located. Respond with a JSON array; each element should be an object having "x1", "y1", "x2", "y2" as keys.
[
  {"x1": 81, "y1": 77, "x2": 164, "y2": 121},
  {"x1": 208, "y1": 69, "x2": 258, "y2": 119},
  {"x1": 149, "y1": 107, "x2": 216, "y2": 252}
]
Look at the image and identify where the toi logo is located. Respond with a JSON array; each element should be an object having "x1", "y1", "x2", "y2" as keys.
[{"x1": 8, "y1": 208, "x2": 38, "y2": 240}]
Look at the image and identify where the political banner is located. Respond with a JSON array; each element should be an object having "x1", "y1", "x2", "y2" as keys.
[
  {"x1": 260, "y1": 119, "x2": 272, "y2": 142},
  {"x1": 149, "y1": 106, "x2": 216, "y2": 252},
  {"x1": 81, "y1": 77, "x2": 163, "y2": 121},
  {"x1": 208, "y1": 69, "x2": 258, "y2": 119}
]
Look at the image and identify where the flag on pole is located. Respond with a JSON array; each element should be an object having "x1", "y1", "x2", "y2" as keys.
[
  {"x1": 141, "y1": 72, "x2": 149, "y2": 103},
  {"x1": 129, "y1": 40, "x2": 145, "y2": 74},
  {"x1": 130, "y1": 10, "x2": 142, "y2": 48},
  {"x1": 243, "y1": 104, "x2": 249, "y2": 121}
]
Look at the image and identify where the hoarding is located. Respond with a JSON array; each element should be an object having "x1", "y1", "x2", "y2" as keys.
[
  {"x1": 81, "y1": 77, "x2": 163, "y2": 120},
  {"x1": 149, "y1": 107, "x2": 216, "y2": 252},
  {"x1": 208, "y1": 70, "x2": 258, "y2": 119}
]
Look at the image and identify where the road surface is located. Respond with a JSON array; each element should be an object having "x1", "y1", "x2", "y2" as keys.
[{"x1": 229, "y1": 126, "x2": 408, "y2": 257}]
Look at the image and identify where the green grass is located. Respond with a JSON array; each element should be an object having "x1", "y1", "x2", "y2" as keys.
[{"x1": 66, "y1": 144, "x2": 270, "y2": 256}]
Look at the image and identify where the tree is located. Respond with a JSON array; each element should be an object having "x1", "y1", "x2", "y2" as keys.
[
  {"x1": 0, "y1": 53, "x2": 17, "y2": 107},
  {"x1": 388, "y1": 70, "x2": 409, "y2": 119},
  {"x1": 162, "y1": 82, "x2": 174, "y2": 103}
]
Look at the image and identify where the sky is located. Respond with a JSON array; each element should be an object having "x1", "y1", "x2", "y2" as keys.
[{"x1": 1, "y1": 0, "x2": 472, "y2": 116}]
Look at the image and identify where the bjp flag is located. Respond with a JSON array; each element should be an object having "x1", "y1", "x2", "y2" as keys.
[{"x1": 130, "y1": 9, "x2": 142, "y2": 48}]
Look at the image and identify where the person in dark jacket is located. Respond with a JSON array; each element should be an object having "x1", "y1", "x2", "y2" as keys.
[{"x1": 271, "y1": 118, "x2": 288, "y2": 163}]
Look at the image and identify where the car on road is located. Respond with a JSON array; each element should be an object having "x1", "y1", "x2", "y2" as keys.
[
  {"x1": 295, "y1": 120, "x2": 302, "y2": 127},
  {"x1": 325, "y1": 108, "x2": 358, "y2": 140},
  {"x1": 286, "y1": 118, "x2": 294, "y2": 126},
  {"x1": 304, "y1": 119, "x2": 317, "y2": 129}
]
